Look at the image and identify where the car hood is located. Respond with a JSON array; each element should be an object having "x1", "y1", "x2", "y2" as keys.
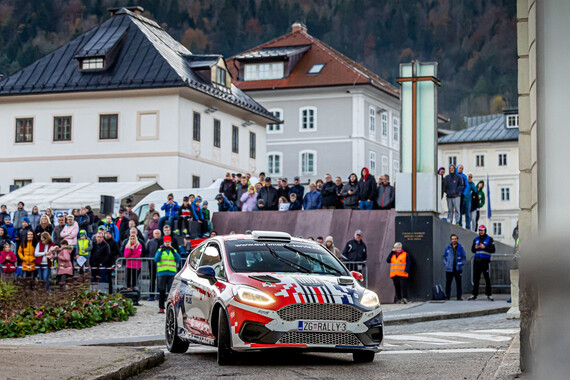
[{"x1": 230, "y1": 272, "x2": 366, "y2": 309}]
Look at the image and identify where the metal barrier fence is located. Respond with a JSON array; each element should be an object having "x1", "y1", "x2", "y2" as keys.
[
  {"x1": 342, "y1": 261, "x2": 368, "y2": 288},
  {"x1": 470, "y1": 253, "x2": 515, "y2": 289},
  {"x1": 114, "y1": 257, "x2": 160, "y2": 298}
]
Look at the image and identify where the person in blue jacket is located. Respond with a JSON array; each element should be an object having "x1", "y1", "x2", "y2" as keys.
[
  {"x1": 101, "y1": 215, "x2": 120, "y2": 243},
  {"x1": 190, "y1": 198, "x2": 209, "y2": 238},
  {"x1": 302, "y1": 183, "x2": 322, "y2": 210},
  {"x1": 159, "y1": 193, "x2": 180, "y2": 231},
  {"x1": 215, "y1": 194, "x2": 236, "y2": 212},
  {"x1": 443, "y1": 234, "x2": 467, "y2": 300}
]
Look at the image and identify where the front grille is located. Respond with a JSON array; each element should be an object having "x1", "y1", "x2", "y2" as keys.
[
  {"x1": 277, "y1": 332, "x2": 363, "y2": 346},
  {"x1": 277, "y1": 303, "x2": 363, "y2": 323}
]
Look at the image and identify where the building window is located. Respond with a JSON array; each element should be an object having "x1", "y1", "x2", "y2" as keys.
[
  {"x1": 193, "y1": 112, "x2": 201, "y2": 141},
  {"x1": 393, "y1": 117, "x2": 399, "y2": 144},
  {"x1": 267, "y1": 153, "x2": 282, "y2": 176},
  {"x1": 500, "y1": 187, "x2": 511, "y2": 201},
  {"x1": 267, "y1": 109, "x2": 283, "y2": 133},
  {"x1": 215, "y1": 67, "x2": 227, "y2": 86},
  {"x1": 244, "y1": 62, "x2": 284, "y2": 81},
  {"x1": 506, "y1": 114, "x2": 519, "y2": 128},
  {"x1": 232, "y1": 125, "x2": 239, "y2": 153},
  {"x1": 448, "y1": 155, "x2": 458, "y2": 167},
  {"x1": 308, "y1": 63, "x2": 325, "y2": 74},
  {"x1": 369, "y1": 151, "x2": 377, "y2": 174},
  {"x1": 300, "y1": 151, "x2": 316, "y2": 175},
  {"x1": 99, "y1": 114, "x2": 118, "y2": 140},
  {"x1": 300, "y1": 107, "x2": 317, "y2": 131},
  {"x1": 98, "y1": 176, "x2": 118, "y2": 183},
  {"x1": 52, "y1": 178, "x2": 71, "y2": 183},
  {"x1": 393, "y1": 160, "x2": 400, "y2": 179},
  {"x1": 369, "y1": 107, "x2": 376, "y2": 135},
  {"x1": 80, "y1": 57, "x2": 104, "y2": 70},
  {"x1": 53, "y1": 116, "x2": 72, "y2": 142},
  {"x1": 213, "y1": 119, "x2": 221, "y2": 148},
  {"x1": 493, "y1": 222, "x2": 503, "y2": 236},
  {"x1": 15, "y1": 118, "x2": 33, "y2": 143},
  {"x1": 498, "y1": 153, "x2": 508, "y2": 166},
  {"x1": 249, "y1": 132, "x2": 256, "y2": 159},
  {"x1": 381, "y1": 112, "x2": 388, "y2": 138},
  {"x1": 382, "y1": 155, "x2": 389, "y2": 176},
  {"x1": 476, "y1": 154, "x2": 485, "y2": 168},
  {"x1": 192, "y1": 175, "x2": 200, "y2": 188},
  {"x1": 13, "y1": 179, "x2": 32, "y2": 188}
]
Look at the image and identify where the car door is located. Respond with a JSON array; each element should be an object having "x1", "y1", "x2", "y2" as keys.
[
  {"x1": 192, "y1": 242, "x2": 227, "y2": 341},
  {"x1": 179, "y1": 244, "x2": 205, "y2": 339}
]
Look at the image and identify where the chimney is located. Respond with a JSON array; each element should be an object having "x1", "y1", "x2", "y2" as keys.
[
  {"x1": 108, "y1": 6, "x2": 144, "y2": 17},
  {"x1": 291, "y1": 22, "x2": 307, "y2": 33}
]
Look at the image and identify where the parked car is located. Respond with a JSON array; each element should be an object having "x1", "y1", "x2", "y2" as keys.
[{"x1": 165, "y1": 231, "x2": 383, "y2": 364}]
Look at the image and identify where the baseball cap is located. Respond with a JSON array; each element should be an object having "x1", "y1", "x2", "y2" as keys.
[
  {"x1": 265, "y1": 177, "x2": 272, "y2": 182},
  {"x1": 282, "y1": 177, "x2": 288, "y2": 182},
  {"x1": 355, "y1": 229, "x2": 363, "y2": 235}
]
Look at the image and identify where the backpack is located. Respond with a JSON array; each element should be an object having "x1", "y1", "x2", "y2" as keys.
[{"x1": 433, "y1": 284, "x2": 446, "y2": 300}]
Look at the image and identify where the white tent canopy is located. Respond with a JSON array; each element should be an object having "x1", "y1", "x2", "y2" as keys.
[{"x1": 0, "y1": 182, "x2": 162, "y2": 211}]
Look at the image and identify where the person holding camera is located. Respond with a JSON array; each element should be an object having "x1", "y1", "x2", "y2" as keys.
[{"x1": 159, "y1": 193, "x2": 179, "y2": 231}]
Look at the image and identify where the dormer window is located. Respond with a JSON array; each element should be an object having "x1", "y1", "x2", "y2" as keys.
[
  {"x1": 216, "y1": 67, "x2": 227, "y2": 86},
  {"x1": 79, "y1": 57, "x2": 104, "y2": 71},
  {"x1": 244, "y1": 62, "x2": 284, "y2": 81},
  {"x1": 506, "y1": 114, "x2": 519, "y2": 128}
]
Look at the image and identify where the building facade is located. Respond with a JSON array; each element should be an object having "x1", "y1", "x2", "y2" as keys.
[
  {"x1": 438, "y1": 110, "x2": 520, "y2": 243},
  {"x1": 228, "y1": 23, "x2": 401, "y2": 182},
  {"x1": 0, "y1": 7, "x2": 276, "y2": 193}
]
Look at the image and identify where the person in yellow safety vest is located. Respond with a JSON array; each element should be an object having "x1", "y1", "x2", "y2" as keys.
[
  {"x1": 154, "y1": 235, "x2": 181, "y2": 314},
  {"x1": 386, "y1": 242, "x2": 411, "y2": 304},
  {"x1": 76, "y1": 230, "x2": 92, "y2": 275}
]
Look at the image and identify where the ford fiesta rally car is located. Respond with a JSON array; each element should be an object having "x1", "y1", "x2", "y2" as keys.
[{"x1": 165, "y1": 231, "x2": 383, "y2": 364}]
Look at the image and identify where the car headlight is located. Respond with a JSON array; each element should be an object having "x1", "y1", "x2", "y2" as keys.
[
  {"x1": 235, "y1": 286, "x2": 275, "y2": 307},
  {"x1": 360, "y1": 289, "x2": 380, "y2": 308}
]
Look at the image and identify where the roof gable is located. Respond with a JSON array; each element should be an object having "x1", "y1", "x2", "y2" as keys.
[
  {"x1": 0, "y1": 8, "x2": 276, "y2": 122},
  {"x1": 227, "y1": 28, "x2": 399, "y2": 97}
]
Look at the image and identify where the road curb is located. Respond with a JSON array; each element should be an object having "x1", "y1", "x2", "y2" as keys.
[
  {"x1": 493, "y1": 334, "x2": 521, "y2": 379},
  {"x1": 384, "y1": 306, "x2": 510, "y2": 325},
  {"x1": 81, "y1": 348, "x2": 165, "y2": 380}
]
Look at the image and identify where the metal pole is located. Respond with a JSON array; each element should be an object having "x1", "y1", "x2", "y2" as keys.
[{"x1": 412, "y1": 79, "x2": 417, "y2": 212}]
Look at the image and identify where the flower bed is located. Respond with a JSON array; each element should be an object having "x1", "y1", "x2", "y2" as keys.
[{"x1": 0, "y1": 278, "x2": 136, "y2": 338}]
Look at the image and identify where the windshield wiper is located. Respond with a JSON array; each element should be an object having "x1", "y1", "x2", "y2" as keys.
[
  {"x1": 283, "y1": 244, "x2": 343, "y2": 276},
  {"x1": 264, "y1": 243, "x2": 311, "y2": 273}
]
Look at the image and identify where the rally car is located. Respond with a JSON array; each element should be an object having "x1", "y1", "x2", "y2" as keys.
[{"x1": 165, "y1": 231, "x2": 383, "y2": 365}]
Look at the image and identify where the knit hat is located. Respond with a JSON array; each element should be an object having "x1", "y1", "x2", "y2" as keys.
[
  {"x1": 22, "y1": 216, "x2": 30, "y2": 224},
  {"x1": 164, "y1": 235, "x2": 172, "y2": 242},
  {"x1": 202, "y1": 201, "x2": 208, "y2": 206},
  {"x1": 325, "y1": 236, "x2": 334, "y2": 243},
  {"x1": 79, "y1": 230, "x2": 87, "y2": 237}
]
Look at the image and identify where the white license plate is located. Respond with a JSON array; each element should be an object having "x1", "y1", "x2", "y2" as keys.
[{"x1": 298, "y1": 321, "x2": 347, "y2": 332}]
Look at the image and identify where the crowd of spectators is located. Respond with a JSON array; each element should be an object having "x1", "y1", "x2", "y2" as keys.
[
  {"x1": 439, "y1": 164, "x2": 486, "y2": 231},
  {"x1": 214, "y1": 168, "x2": 395, "y2": 213}
]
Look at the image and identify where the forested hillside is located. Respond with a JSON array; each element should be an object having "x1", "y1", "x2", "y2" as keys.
[{"x1": 0, "y1": 0, "x2": 517, "y2": 129}]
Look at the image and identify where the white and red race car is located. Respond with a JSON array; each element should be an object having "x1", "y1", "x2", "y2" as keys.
[{"x1": 165, "y1": 231, "x2": 383, "y2": 364}]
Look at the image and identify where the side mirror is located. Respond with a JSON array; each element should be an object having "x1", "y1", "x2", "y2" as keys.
[
  {"x1": 197, "y1": 265, "x2": 216, "y2": 284},
  {"x1": 351, "y1": 271, "x2": 364, "y2": 281}
]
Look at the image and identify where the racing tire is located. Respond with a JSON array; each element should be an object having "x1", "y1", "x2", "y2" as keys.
[
  {"x1": 352, "y1": 350, "x2": 376, "y2": 363},
  {"x1": 165, "y1": 305, "x2": 189, "y2": 353},
  {"x1": 217, "y1": 307, "x2": 236, "y2": 365}
]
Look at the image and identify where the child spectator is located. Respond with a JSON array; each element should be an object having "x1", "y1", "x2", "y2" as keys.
[
  {"x1": 56, "y1": 240, "x2": 74, "y2": 285},
  {"x1": 278, "y1": 196, "x2": 290, "y2": 211},
  {"x1": 191, "y1": 198, "x2": 209, "y2": 238},
  {"x1": 201, "y1": 201, "x2": 212, "y2": 232},
  {"x1": 124, "y1": 235, "x2": 142, "y2": 288},
  {"x1": 177, "y1": 197, "x2": 193, "y2": 235},
  {"x1": 18, "y1": 230, "x2": 37, "y2": 278},
  {"x1": 325, "y1": 236, "x2": 341, "y2": 259},
  {"x1": 288, "y1": 192, "x2": 302, "y2": 210},
  {"x1": 240, "y1": 185, "x2": 258, "y2": 212},
  {"x1": 77, "y1": 230, "x2": 92, "y2": 275},
  {"x1": 0, "y1": 242, "x2": 17, "y2": 279},
  {"x1": 3, "y1": 217, "x2": 16, "y2": 241}
]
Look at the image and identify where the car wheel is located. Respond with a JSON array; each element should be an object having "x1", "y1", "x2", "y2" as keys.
[
  {"x1": 165, "y1": 305, "x2": 189, "y2": 353},
  {"x1": 217, "y1": 307, "x2": 235, "y2": 365},
  {"x1": 352, "y1": 350, "x2": 376, "y2": 363}
]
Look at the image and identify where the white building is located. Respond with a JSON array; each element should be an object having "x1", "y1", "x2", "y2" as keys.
[
  {"x1": 228, "y1": 23, "x2": 401, "y2": 182},
  {"x1": 0, "y1": 7, "x2": 277, "y2": 194},
  {"x1": 438, "y1": 109, "x2": 520, "y2": 243}
]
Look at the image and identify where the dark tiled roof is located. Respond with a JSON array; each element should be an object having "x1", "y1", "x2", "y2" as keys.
[
  {"x1": 227, "y1": 29, "x2": 399, "y2": 97},
  {"x1": 235, "y1": 45, "x2": 311, "y2": 60},
  {"x1": 0, "y1": 8, "x2": 277, "y2": 122},
  {"x1": 438, "y1": 114, "x2": 519, "y2": 144}
]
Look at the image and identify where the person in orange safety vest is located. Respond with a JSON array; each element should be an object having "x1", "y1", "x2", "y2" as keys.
[{"x1": 386, "y1": 242, "x2": 411, "y2": 304}]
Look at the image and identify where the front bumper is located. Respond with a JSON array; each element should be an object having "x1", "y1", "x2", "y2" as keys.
[{"x1": 228, "y1": 301, "x2": 383, "y2": 352}]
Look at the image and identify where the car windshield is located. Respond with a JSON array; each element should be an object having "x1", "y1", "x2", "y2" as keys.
[{"x1": 224, "y1": 240, "x2": 349, "y2": 276}]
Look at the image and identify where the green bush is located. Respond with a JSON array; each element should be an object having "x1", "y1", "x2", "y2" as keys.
[
  {"x1": 0, "y1": 280, "x2": 17, "y2": 303},
  {"x1": 0, "y1": 289, "x2": 136, "y2": 338}
]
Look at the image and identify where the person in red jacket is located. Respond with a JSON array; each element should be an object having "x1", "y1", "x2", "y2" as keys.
[
  {"x1": 124, "y1": 235, "x2": 142, "y2": 288},
  {"x1": 0, "y1": 242, "x2": 17, "y2": 279}
]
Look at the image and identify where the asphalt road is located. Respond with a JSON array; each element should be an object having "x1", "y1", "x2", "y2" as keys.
[{"x1": 135, "y1": 315, "x2": 519, "y2": 380}]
